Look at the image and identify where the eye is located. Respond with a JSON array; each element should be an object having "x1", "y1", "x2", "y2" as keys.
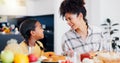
[
  {"x1": 66, "y1": 18, "x2": 71, "y2": 21},
  {"x1": 68, "y1": 18, "x2": 71, "y2": 21}
]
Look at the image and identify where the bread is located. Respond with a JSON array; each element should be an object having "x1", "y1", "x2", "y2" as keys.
[
  {"x1": 44, "y1": 52, "x2": 55, "y2": 58},
  {"x1": 43, "y1": 52, "x2": 66, "y2": 62},
  {"x1": 97, "y1": 52, "x2": 120, "y2": 63}
]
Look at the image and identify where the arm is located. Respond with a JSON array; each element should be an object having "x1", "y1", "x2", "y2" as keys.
[{"x1": 61, "y1": 35, "x2": 74, "y2": 57}]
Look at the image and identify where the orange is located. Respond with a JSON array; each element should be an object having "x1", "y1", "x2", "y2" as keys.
[{"x1": 14, "y1": 53, "x2": 29, "y2": 63}]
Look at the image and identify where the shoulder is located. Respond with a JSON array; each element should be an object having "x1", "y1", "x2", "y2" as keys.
[
  {"x1": 36, "y1": 41, "x2": 43, "y2": 47},
  {"x1": 19, "y1": 41, "x2": 27, "y2": 47},
  {"x1": 62, "y1": 29, "x2": 73, "y2": 38},
  {"x1": 62, "y1": 29, "x2": 76, "y2": 42},
  {"x1": 88, "y1": 25, "x2": 102, "y2": 33},
  {"x1": 19, "y1": 41, "x2": 28, "y2": 54},
  {"x1": 64, "y1": 29, "x2": 74, "y2": 36}
]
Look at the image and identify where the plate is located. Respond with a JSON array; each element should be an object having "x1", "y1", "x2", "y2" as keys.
[{"x1": 41, "y1": 62, "x2": 59, "y2": 63}]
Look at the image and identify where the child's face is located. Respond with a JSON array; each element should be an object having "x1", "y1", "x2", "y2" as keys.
[{"x1": 34, "y1": 21, "x2": 44, "y2": 40}]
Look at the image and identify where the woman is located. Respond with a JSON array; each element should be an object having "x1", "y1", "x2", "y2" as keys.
[{"x1": 59, "y1": 0, "x2": 106, "y2": 55}]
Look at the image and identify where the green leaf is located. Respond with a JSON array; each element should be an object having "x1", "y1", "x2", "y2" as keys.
[
  {"x1": 110, "y1": 31, "x2": 114, "y2": 35},
  {"x1": 101, "y1": 24, "x2": 108, "y2": 26},
  {"x1": 103, "y1": 32, "x2": 108, "y2": 34},
  {"x1": 106, "y1": 18, "x2": 111, "y2": 25},
  {"x1": 104, "y1": 27, "x2": 108, "y2": 29},
  {"x1": 112, "y1": 23, "x2": 119, "y2": 26},
  {"x1": 113, "y1": 29, "x2": 119, "y2": 31},
  {"x1": 112, "y1": 42, "x2": 116, "y2": 49},
  {"x1": 113, "y1": 37, "x2": 119, "y2": 41},
  {"x1": 111, "y1": 29, "x2": 118, "y2": 32},
  {"x1": 114, "y1": 37, "x2": 119, "y2": 41},
  {"x1": 118, "y1": 45, "x2": 120, "y2": 48}
]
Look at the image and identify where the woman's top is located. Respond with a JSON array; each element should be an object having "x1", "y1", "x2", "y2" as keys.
[
  {"x1": 19, "y1": 41, "x2": 44, "y2": 58},
  {"x1": 62, "y1": 25, "x2": 107, "y2": 54}
]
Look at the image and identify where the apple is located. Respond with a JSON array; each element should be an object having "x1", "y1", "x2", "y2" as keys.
[
  {"x1": 63, "y1": 60, "x2": 73, "y2": 63},
  {"x1": 0, "y1": 50, "x2": 14, "y2": 63},
  {"x1": 65, "y1": 60, "x2": 70, "y2": 63},
  {"x1": 80, "y1": 53, "x2": 90, "y2": 62},
  {"x1": 28, "y1": 54, "x2": 38, "y2": 62}
]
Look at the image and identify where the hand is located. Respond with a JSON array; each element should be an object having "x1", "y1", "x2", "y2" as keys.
[{"x1": 66, "y1": 48, "x2": 74, "y2": 57}]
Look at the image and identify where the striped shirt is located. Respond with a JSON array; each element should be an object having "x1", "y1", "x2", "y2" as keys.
[{"x1": 62, "y1": 25, "x2": 106, "y2": 54}]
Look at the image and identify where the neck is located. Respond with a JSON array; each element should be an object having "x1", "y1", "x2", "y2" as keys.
[
  {"x1": 28, "y1": 37, "x2": 37, "y2": 47},
  {"x1": 76, "y1": 24, "x2": 88, "y2": 34},
  {"x1": 76, "y1": 24, "x2": 88, "y2": 40}
]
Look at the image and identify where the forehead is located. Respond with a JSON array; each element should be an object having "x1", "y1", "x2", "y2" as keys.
[
  {"x1": 65, "y1": 13, "x2": 77, "y2": 18},
  {"x1": 35, "y1": 21, "x2": 41, "y2": 26}
]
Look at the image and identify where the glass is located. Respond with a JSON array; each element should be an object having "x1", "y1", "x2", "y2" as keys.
[
  {"x1": 28, "y1": 46, "x2": 34, "y2": 55},
  {"x1": 65, "y1": 52, "x2": 78, "y2": 63}
]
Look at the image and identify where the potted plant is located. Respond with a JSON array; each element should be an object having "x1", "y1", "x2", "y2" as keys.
[{"x1": 101, "y1": 18, "x2": 119, "y2": 51}]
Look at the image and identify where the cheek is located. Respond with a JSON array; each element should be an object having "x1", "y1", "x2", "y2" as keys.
[
  {"x1": 74, "y1": 19, "x2": 80, "y2": 25},
  {"x1": 38, "y1": 30, "x2": 43, "y2": 34},
  {"x1": 40, "y1": 31, "x2": 44, "y2": 38},
  {"x1": 67, "y1": 20, "x2": 73, "y2": 25},
  {"x1": 67, "y1": 21, "x2": 72, "y2": 26},
  {"x1": 36, "y1": 31, "x2": 43, "y2": 38}
]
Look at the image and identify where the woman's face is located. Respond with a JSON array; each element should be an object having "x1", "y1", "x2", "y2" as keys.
[
  {"x1": 65, "y1": 13, "x2": 83, "y2": 30},
  {"x1": 34, "y1": 21, "x2": 44, "y2": 40}
]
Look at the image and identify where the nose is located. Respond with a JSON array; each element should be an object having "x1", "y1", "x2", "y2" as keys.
[
  {"x1": 42, "y1": 29, "x2": 44, "y2": 32},
  {"x1": 67, "y1": 21, "x2": 72, "y2": 26},
  {"x1": 67, "y1": 20, "x2": 70, "y2": 24}
]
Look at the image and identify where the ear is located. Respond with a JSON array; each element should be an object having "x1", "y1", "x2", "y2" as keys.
[
  {"x1": 79, "y1": 13, "x2": 83, "y2": 18},
  {"x1": 77, "y1": 13, "x2": 83, "y2": 20},
  {"x1": 30, "y1": 30, "x2": 35, "y2": 36},
  {"x1": 78, "y1": 13, "x2": 83, "y2": 18}
]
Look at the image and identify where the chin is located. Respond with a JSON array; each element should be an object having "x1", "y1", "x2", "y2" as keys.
[
  {"x1": 41, "y1": 36, "x2": 44, "y2": 39},
  {"x1": 71, "y1": 27, "x2": 77, "y2": 30},
  {"x1": 71, "y1": 26, "x2": 76, "y2": 30}
]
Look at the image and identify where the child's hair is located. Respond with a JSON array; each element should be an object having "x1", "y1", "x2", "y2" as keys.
[{"x1": 19, "y1": 19, "x2": 38, "y2": 45}]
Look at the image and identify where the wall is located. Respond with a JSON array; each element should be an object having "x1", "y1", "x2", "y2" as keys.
[
  {"x1": 89, "y1": 0, "x2": 120, "y2": 30},
  {"x1": 0, "y1": 0, "x2": 27, "y2": 15},
  {"x1": 0, "y1": 0, "x2": 54, "y2": 16},
  {"x1": 87, "y1": 0, "x2": 101, "y2": 27},
  {"x1": 26, "y1": 0, "x2": 54, "y2": 16},
  {"x1": 54, "y1": 0, "x2": 70, "y2": 55},
  {"x1": 100, "y1": 0, "x2": 120, "y2": 38}
]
